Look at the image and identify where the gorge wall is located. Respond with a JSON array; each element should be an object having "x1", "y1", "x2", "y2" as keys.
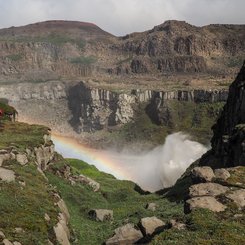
[
  {"x1": 0, "y1": 80, "x2": 228, "y2": 138},
  {"x1": 200, "y1": 62, "x2": 245, "y2": 167}
]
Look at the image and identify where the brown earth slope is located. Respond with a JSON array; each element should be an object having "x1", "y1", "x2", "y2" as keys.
[{"x1": 0, "y1": 20, "x2": 244, "y2": 88}]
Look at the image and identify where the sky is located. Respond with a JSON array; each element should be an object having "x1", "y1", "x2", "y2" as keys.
[{"x1": 0, "y1": 0, "x2": 244, "y2": 36}]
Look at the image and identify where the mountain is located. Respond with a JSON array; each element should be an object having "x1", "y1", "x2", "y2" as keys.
[{"x1": 0, "y1": 20, "x2": 244, "y2": 86}]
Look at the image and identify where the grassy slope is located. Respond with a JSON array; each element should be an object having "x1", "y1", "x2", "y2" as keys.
[
  {"x1": 1, "y1": 103, "x2": 244, "y2": 245},
  {"x1": 46, "y1": 159, "x2": 183, "y2": 244},
  {"x1": 152, "y1": 208, "x2": 245, "y2": 245},
  {"x1": 0, "y1": 119, "x2": 59, "y2": 244},
  {"x1": 0, "y1": 161, "x2": 59, "y2": 244},
  {"x1": 0, "y1": 121, "x2": 49, "y2": 151},
  {"x1": 152, "y1": 166, "x2": 245, "y2": 245}
]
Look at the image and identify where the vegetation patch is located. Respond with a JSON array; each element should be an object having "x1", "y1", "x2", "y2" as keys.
[
  {"x1": 0, "y1": 162, "x2": 58, "y2": 244},
  {"x1": 151, "y1": 208, "x2": 245, "y2": 245},
  {"x1": 70, "y1": 56, "x2": 97, "y2": 65},
  {"x1": 0, "y1": 121, "x2": 49, "y2": 151},
  {"x1": 5, "y1": 53, "x2": 23, "y2": 62}
]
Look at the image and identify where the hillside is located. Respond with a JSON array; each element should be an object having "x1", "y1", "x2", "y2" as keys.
[
  {"x1": 0, "y1": 118, "x2": 244, "y2": 245},
  {"x1": 0, "y1": 20, "x2": 244, "y2": 88}
]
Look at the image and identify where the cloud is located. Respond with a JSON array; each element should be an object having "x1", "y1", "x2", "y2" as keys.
[{"x1": 0, "y1": 0, "x2": 244, "y2": 35}]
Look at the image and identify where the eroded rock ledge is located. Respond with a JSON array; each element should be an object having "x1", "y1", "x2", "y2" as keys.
[{"x1": 0, "y1": 80, "x2": 227, "y2": 133}]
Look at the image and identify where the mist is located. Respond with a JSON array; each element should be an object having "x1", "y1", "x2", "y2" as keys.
[{"x1": 52, "y1": 132, "x2": 208, "y2": 192}]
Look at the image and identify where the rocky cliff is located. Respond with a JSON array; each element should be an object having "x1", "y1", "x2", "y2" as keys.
[
  {"x1": 0, "y1": 80, "x2": 228, "y2": 135},
  {"x1": 200, "y1": 62, "x2": 245, "y2": 167},
  {"x1": 0, "y1": 20, "x2": 244, "y2": 83},
  {"x1": 111, "y1": 21, "x2": 245, "y2": 75}
]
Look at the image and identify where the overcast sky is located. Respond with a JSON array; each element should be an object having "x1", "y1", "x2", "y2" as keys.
[{"x1": 0, "y1": 0, "x2": 244, "y2": 36}]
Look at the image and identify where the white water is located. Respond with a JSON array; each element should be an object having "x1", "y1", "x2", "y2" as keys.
[{"x1": 53, "y1": 132, "x2": 208, "y2": 192}]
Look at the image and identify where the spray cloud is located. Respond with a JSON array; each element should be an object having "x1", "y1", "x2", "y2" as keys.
[{"x1": 52, "y1": 132, "x2": 207, "y2": 192}]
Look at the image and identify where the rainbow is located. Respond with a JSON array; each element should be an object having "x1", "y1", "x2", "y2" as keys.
[
  {"x1": 17, "y1": 115, "x2": 136, "y2": 182},
  {"x1": 51, "y1": 134, "x2": 135, "y2": 181}
]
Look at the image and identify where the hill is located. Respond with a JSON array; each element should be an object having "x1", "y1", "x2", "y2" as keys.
[{"x1": 0, "y1": 20, "x2": 244, "y2": 88}]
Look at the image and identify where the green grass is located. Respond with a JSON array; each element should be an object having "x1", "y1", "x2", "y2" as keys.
[
  {"x1": 0, "y1": 34, "x2": 87, "y2": 50},
  {"x1": 0, "y1": 121, "x2": 49, "y2": 151},
  {"x1": 5, "y1": 54, "x2": 23, "y2": 62},
  {"x1": 46, "y1": 159, "x2": 183, "y2": 244},
  {"x1": 0, "y1": 161, "x2": 59, "y2": 244},
  {"x1": 151, "y1": 208, "x2": 245, "y2": 245},
  {"x1": 70, "y1": 56, "x2": 97, "y2": 65}
]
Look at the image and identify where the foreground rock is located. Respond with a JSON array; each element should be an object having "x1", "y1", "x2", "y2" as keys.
[
  {"x1": 105, "y1": 224, "x2": 143, "y2": 245},
  {"x1": 139, "y1": 217, "x2": 165, "y2": 236},
  {"x1": 53, "y1": 196, "x2": 71, "y2": 245},
  {"x1": 75, "y1": 174, "x2": 100, "y2": 192},
  {"x1": 89, "y1": 209, "x2": 113, "y2": 222},
  {"x1": 53, "y1": 214, "x2": 70, "y2": 245},
  {"x1": 185, "y1": 196, "x2": 226, "y2": 213},
  {"x1": 189, "y1": 183, "x2": 229, "y2": 197},
  {"x1": 57, "y1": 199, "x2": 70, "y2": 222},
  {"x1": 191, "y1": 167, "x2": 215, "y2": 183},
  {"x1": 214, "y1": 168, "x2": 231, "y2": 181},
  {"x1": 16, "y1": 153, "x2": 28, "y2": 166},
  {"x1": 0, "y1": 167, "x2": 15, "y2": 182},
  {"x1": 169, "y1": 219, "x2": 186, "y2": 230},
  {"x1": 146, "y1": 203, "x2": 158, "y2": 211},
  {"x1": 226, "y1": 189, "x2": 245, "y2": 208},
  {"x1": 0, "y1": 152, "x2": 11, "y2": 166},
  {"x1": 34, "y1": 145, "x2": 55, "y2": 170}
]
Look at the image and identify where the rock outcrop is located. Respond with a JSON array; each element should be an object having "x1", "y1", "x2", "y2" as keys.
[
  {"x1": 88, "y1": 209, "x2": 113, "y2": 222},
  {"x1": 105, "y1": 223, "x2": 143, "y2": 245},
  {"x1": 189, "y1": 183, "x2": 229, "y2": 197},
  {"x1": 184, "y1": 166, "x2": 245, "y2": 214},
  {"x1": 139, "y1": 217, "x2": 165, "y2": 236},
  {"x1": 185, "y1": 196, "x2": 227, "y2": 213},
  {"x1": 0, "y1": 167, "x2": 15, "y2": 182},
  {"x1": 0, "y1": 79, "x2": 228, "y2": 135},
  {"x1": 200, "y1": 62, "x2": 245, "y2": 167},
  {"x1": 53, "y1": 196, "x2": 71, "y2": 245},
  {"x1": 191, "y1": 166, "x2": 215, "y2": 183}
]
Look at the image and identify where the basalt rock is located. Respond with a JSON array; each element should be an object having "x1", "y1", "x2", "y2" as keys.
[
  {"x1": 200, "y1": 62, "x2": 245, "y2": 167},
  {"x1": 139, "y1": 217, "x2": 165, "y2": 236},
  {"x1": 185, "y1": 196, "x2": 226, "y2": 213},
  {"x1": 189, "y1": 183, "x2": 229, "y2": 197},
  {"x1": 88, "y1": 209, "x2": 113, "y2": 222},
  {"x1": 105, "y1": 223, "x2": 143, "y2": 245}
]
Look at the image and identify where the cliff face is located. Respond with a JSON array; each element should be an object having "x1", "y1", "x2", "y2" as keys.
[
  {"x1": 0, "y1": 80, "x2": 228, "y2": 136},
  {"x1": 0, "y1": 20, "x2": 244, "y2": 83},
  {"x1": 200, "y1": 62, "x2": 245, "y2": 167},
  {"x1": 113, "y1": 21, "x2": 245, "y2": 75}
]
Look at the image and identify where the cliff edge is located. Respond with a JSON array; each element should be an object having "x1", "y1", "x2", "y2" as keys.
[{"x1": 200, "y1": 62, "x2": 245, "y2": 167}]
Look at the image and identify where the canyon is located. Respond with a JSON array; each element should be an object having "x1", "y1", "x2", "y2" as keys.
[
  {"x1": 0, "y1": 19, "x2": 244, "y2": 245},
  {"x1": 0, "y1": 20, "x2": 244, "y2": 146}
]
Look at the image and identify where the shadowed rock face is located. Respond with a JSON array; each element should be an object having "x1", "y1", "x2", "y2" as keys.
[{"x1": 200, "y1": 62, "x2": 245, "y2": 167}]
